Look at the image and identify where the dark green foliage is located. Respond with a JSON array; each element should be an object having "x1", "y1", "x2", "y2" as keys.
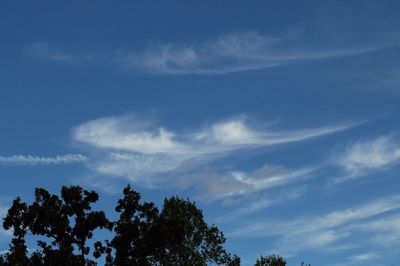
[{"x1": 254, "y1": 255, "x2": 286, "y2": 266}]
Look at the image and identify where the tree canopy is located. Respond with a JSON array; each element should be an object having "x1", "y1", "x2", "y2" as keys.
[
  {"x1": 254, "y1": 255, "x2": 286, "y2": 266},
  {"x1": 0, "y1": 185, "x2": 238, "y2": 266},
  {"x1": 0, "y1": 185, "x2": 309, "y2": 266}
]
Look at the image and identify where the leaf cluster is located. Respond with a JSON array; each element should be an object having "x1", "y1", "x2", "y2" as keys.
[{"x1": 0, "y1": 185, "x2": 238, "y2": 266}]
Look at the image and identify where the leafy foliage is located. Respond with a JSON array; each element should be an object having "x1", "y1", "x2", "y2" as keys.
[
  {"x1": 0, "y1": 185, "x2": 309, "y2": 265},
  {"x1": 0, "y1": 185, "x2": 240, "y2": 266},
  {"x1": 2, "y1": 186, "x2": 111, "y2": 266},
  {"x1": 254, "y1": 255, "x2": 286, "y2": 266}
]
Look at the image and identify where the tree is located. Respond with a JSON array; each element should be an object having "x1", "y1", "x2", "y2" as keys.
[
  {"x1": 102, "y1": 185, "x2": 159, "y2": 266},
  {"x1": 1, "y1": 185, "x2": 309, "y2": 265},
  {"x1": 2, "y1": 198, "x2": 30, "y2": 266},
  {"x1": 0, "y1": 185, "x2": 240, "y2": 266},
  {"x1": 2, "y1": 186, "x2": 111, "y2": 266},
  {"x1": 151, "y1": 196, "x2": 239, "y2": 266},
  {"x1": 254, "y1": 255, "x2": 286, "y2": 266}
]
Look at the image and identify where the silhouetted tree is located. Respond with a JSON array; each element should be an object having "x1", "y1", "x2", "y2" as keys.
[
  {"x1": 0, "y1": 185, "x2": 308, "y2": 266},
  {"x1": 101, "y1": 185, "x2": 159, "y2": 265},
  {"x1": 2, "y1": 198, "x2": 30, "y2": 266},
  {"x1": 2, "y1": 186, "x2": 111, "y2": 266},
  {"x1": 151, "y1": 196, "x2": 239, "y2": 266},
  {"x1": 1, "y1": 185, "x2": 240, "y2": 265},
  {"x1": 254, "y1": 255, "x2": 286, "y2": 266}
]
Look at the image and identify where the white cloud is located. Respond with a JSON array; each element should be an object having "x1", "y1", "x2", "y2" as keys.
[
  {"x1": 194, "y1": 119, "x2": 352, "y2": 149},
  {"x1": 349, "y1": 252, "x2": 379, "y2": 263},
  {"x1": 0, "y1": 154, "x2": 88, "y2": 166},
  {"x1": 72, "y1": 115, "x2": 353, "y2": 190},
  {"x1": 335, "y1": 135, "x2": 400, "y2": 182},
  {"x1": 194, "y1": 120, "x2": 265, "y2": 145},
  {"x1": 73, "y1": 115, "x2": 353, "y2": 156},
  {"x1": 116, "y1": 31, "x2": 392, "y2": 75},
  {"x1": 73, "y1": 116, "x2": 186, "y2": 155},
  {"x1": 231, "y1": 195, "x2": 400, "y2": 256},
  {"x1": 230, "y1": 166, "x2": 314, "y2": 190}
]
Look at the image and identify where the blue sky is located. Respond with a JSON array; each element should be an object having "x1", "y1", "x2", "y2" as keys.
[{"x1": 1, "y1": 1, "x2": 400, "y2": 265}]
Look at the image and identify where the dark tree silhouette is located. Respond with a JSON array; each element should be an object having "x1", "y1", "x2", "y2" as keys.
[
  {"x1": 151, "y1": 196, "x2": 239, "y2": 266},
  {"x1": 254, "y1": 255, "x2": 286, "y2": 266},
  {"x1": 100, "y1": 185, "x2": 159, "y2": 265},
  {"x1": 2, "y1": 198, "x2": 31, "y2": 266},
  {"x1": 0, "y1": 185, "x2": 309, "y2": 266},
  {"x1": 0, "y1": 185, "x2": 240, "y2": 266},
  {"x1": 2, "y1": 186, "x2": 111, "y2": 266}
]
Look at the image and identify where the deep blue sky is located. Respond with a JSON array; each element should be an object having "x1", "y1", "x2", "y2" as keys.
[{"x1": 1, "y1": 1, "x2": 400, "y2": 265}]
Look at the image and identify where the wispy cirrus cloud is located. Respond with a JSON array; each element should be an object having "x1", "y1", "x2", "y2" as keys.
[
  {"x1": 351, "y1": 215, "x2": 400, "y2": 247},
  {"x1": 116, "y1": 31, "x2": 394, "y2": 75},
  {"x1": 231, "y1": 194, "x2": 400, "y2": 257},
  {"x1": 216, "y1": 187, "x2": 307, "y2": 223},
  {"x1": 70, "y1": 114, "x2": 358, "y2": 199},
  {"x1": 0, "y1": 154, "x2": 88, "y2": 166},
  {"x1": 26, "y1": 42, "x2": 93, "y2": 63},
  {"x1": 334, "y1": 135, "x2": 400, "y2": 182},
  {"x1": 73, "y1": 115, "x2": 354, "y2": 157},
  {"x1": 348, "y1": 253, "x2": 380, "y2": 264},
  {"x1": 26, "y1": 32, "x2": 396, "y2": 75},
  {"x1": 72, "y1": 115, "x2": 353, "y2": 185},
  {"x1": 178, "y1": 165, "x2": 314, "y2": 202},
  {"x1": 332, "y1": 252, "x2": 381, "y2": 266}
]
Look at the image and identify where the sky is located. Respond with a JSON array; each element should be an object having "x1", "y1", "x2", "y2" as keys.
[{"x1": 0, "y1": 1, "x2": 400, "y2": 265}]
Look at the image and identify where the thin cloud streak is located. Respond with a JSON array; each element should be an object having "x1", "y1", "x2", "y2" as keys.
[
  {"x1": 178, "y1": 165, "x2": 314, "y2": 202},
  {"x1": 26, "y1": 42, "x2": 93, "y2": 63},
  {"x1": 348, "y1": 215, "x2": 400, "y2": 247},
  {"x1": 0, "y1": 154, "x2": 88, "y2": 166},
  {"x1": 231, "y1": 195, "x2": 400, "y2": 256},
  {"x1": 116, "y1": 31, "x2": 395, "y2": 75},
  {"x1": 216, "y1": 187, "x2": 306, "y2": 223},
  {"x1": 26, "y1": 32, "x2": 396, "y2": 75},
  {"x1": 349, "y1": 253, "x2": 380, "y2": 263}
]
